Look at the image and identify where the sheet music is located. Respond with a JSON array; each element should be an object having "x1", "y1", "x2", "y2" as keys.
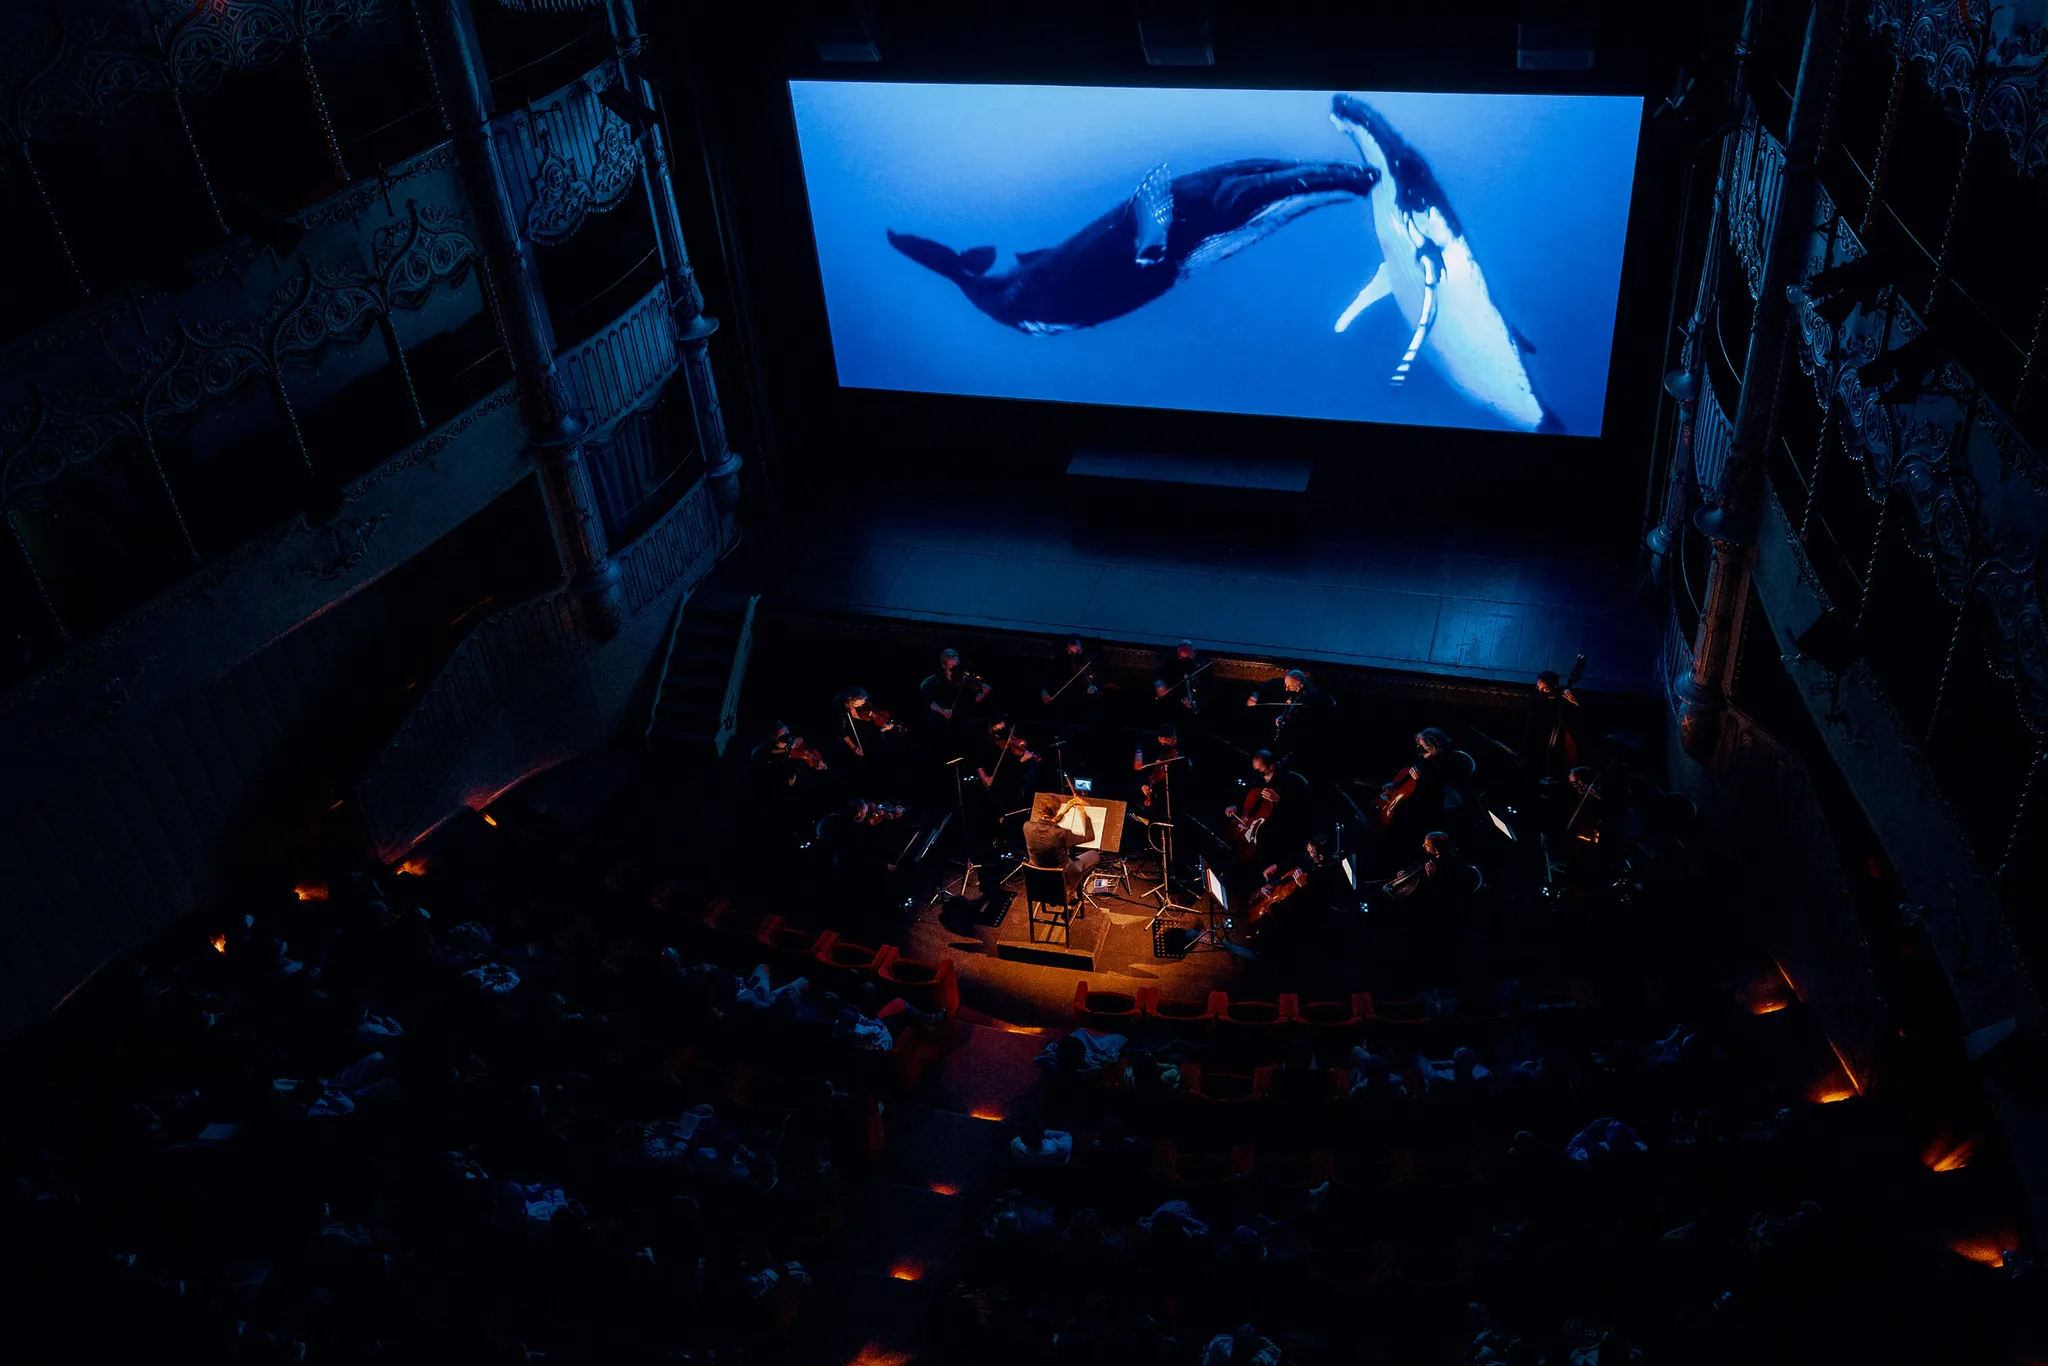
[{"x1": 1058, "y1": 803, "x2": 1109, "y2": 850}]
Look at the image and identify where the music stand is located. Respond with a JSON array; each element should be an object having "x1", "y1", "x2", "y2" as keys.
[
  {"x1": 1142, "y1": 755, "x2": 1199, "y2": 914},
  {"x1": 929, "y1": 756, "x2": 980, "y2": 908}
]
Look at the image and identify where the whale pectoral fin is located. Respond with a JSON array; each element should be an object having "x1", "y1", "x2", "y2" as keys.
[
  {"x1": 958, "y1": 245, "x2": 998, "y2": 276},
  {"x1": 1334, "y1": 262, "x2": 1393, "y2": 333},
  {"x1": 1509, "y1": 322, "x2": 1538, "y2": 355},
  {"x1": 1389, "y1": 279, "x2": 1441, "y2": 386},
  {"x1": 1014, "y1": 248, "x2": 1053, "y2": 266},
  {"x1": 1133, "y1": 162, "x2": 1173, "y2": 266}
]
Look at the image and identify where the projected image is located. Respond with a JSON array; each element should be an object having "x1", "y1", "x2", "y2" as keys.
[{"x1": 788, "y1": 82, "x2": 1642, "y2": 436}]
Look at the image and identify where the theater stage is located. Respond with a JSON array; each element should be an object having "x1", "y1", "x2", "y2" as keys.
[{"x1": 744, "y1": 475, "x2": 1660, "y2": 697}]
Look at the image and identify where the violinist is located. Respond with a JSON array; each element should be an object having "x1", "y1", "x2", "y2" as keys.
[
  {"x1": 753, "y1": 721, "x2": 826, "y2": 788},
  {"x1": 1246, "y1": 668, "x2": 1332, "y2": 750},
  {"x1": 1375, "y1": 728, "x2": 1455, "y2": 832},
  {"x1": 971, "y1": 715, "x2": 1040, "y2": 805},
  {"x1": 835, "y1": 687, "x2": 904, "y2": 763},
  {"x1": 920, "y1": 649, "x2": 991, "y2": 727},
  {"x1": 1039, "y1": 636, "x2": 1101, "y2": 729},
  {"x1": 1132, "y1": 722, "x2": 1186, "y2": 810},
  {"x1": 1159, "y1": 640, "x2": 1209, "y2": 713}
]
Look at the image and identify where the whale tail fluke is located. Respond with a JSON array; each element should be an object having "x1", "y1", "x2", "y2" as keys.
[{"x1": 887, "y1": 230, "x2": 997, "y2": 281}]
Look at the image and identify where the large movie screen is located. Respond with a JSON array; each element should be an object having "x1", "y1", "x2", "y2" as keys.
[{"x1": 788, "y1": 81, "x2": 1642, "y2": 436}]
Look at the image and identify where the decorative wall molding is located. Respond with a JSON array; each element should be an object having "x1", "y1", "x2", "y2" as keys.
[
  {"x1": 0, "y1": 0, "x2": 402, "y2": 144},
  {"x1": 496, "y1": 64, "x2": 642, "y2": 248},
  {"x1": 1693, "y1": 367, "x2": 1735, "y2": 502},
  {"x1": 0, "y1": 200, "x2": 479, "y2": 509},
  {"x1": 1869, "y1": 0, "x2": 2048, "y2": 178}
]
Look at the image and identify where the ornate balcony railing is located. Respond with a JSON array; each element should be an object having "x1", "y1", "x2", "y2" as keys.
[
  {"x1": 355, "y1": 474, "x2": 717, "y2": 858},
  {"x1": 558, "y1": 279, "x2": 677, "y2": 439},
  {"x1": 1692, "y1": 368, "x2": 1736, "y2": 504},
  {"x1": 495, "y1": 63, "x2": 645, "y2": 247}
]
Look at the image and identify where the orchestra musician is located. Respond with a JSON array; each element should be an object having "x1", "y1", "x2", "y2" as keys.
[
  {"x1": 1381, "y1": 831, "x2": 1480, "y2": 910},
  {"x1": 1039, "y1": 635, "x2": 1102, "y2": 744},
  {"x1": 1246, "y1": 668, "x2": 1333, "y2": 750},
  {"x1": 1523, "y1": 667, "x2": 1582, "y2": 781},
  {"x1": 1132, "y1": 722, "x2": 1186, "y2": 809},
  {"x1": 1022, "y1": 793, "x2": 1102, "y2": 899},
  {"x1": 1225, "y1": 748, "x2": 1297, "y2": 862},
  {"x1": 751, "y1": 721, "x2": 824, "y2": 790},
  {"x1": 1375, "y1": 727, "x2": 1457, "y2": 832},
  {"x1": 1246, "y1": 835, "x2": 1346, "y2": 942},
  {"x1": 920, "y1": 649, "x2": 991, "y2": 727},
  {"x1": 971, "y1": 715, "x2": 1040, "y2": 806},
  {"x1": 834, "y1": 687, "x2": 904, "y2": 763},
  {"x1": 1159, "y1": 640, "x2": 1208, "y2": 713}
]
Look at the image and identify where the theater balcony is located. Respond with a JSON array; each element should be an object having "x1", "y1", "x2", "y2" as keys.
[{"x1": 0, "y1": 0, "x2": 742, "y2": 1033}]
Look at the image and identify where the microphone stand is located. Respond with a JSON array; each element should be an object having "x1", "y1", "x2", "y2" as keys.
[{"x1": 929, "y1": 756, "x2": 979, "y2": 907}]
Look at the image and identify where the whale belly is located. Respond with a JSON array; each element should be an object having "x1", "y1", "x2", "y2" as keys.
[{"x1": 1423, "y1": 240, "x2": 1543, "y2": 430}]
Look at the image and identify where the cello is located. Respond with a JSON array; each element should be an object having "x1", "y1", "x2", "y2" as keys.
[
  {"x1": 1225, "y1": 781, "x2": 1279, "y2": 859},
  {"x1": 1244, "y1": 864, "x2": 1309, "y2": 929}
]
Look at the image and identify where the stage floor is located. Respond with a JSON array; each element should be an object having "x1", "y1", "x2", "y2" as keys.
[{"x1": 752, "y1": 477, "x2": 1660, "y2": 695}]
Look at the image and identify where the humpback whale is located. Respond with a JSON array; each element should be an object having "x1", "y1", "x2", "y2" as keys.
[
  {"x1": 886, "y1": 158, "x2": 1380, "y2": 334},
  {"x1": 1327, "y1": 94, "x2": 1564, "y2": 434}
]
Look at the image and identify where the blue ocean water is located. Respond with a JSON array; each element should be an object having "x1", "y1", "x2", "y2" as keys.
[{"x1": 789, "y1": 82, "x2": 1642, "y2": 437}]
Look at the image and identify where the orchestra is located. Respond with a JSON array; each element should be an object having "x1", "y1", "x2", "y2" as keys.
[{"x1": 741, "y1": 636, "x2": 1644, "y2": 954}]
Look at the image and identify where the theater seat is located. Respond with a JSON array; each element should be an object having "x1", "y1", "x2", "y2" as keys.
[
  {"x1": 1294, "y1": 992, "x2": 1375, "y2": 1049},
  {"x1": 1141, "y1": 987, "x2": 1225, "y2": 1036},
  {"x1": 1216, "y1": 994, "x2": 1296, "y2": 1049},
  {"x1": 756, "y1": 915, "x2": 824, "y2": 965},
  {"x1": 814, "y1": 936, "x2": 897, "y2": 980},
  {"x1": 875, "y1": 953, "x2": 960, "y2": 1015},
  {"x1": 1072, "y1": 980, "x2": 1143, "y2": 1032}
]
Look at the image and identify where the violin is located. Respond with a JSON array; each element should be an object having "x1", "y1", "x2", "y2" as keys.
[
  {"x1": 788, "y1": 738, "x2": 829, "y2": 772},
  {"x1": 855, "y1": 801, "x2": 907, "y2": 826},
  {"x1": 1134, "y1": 742, "x2": 1182, "y2": 807},
  {"x1": 860, "y1": 706, "x2": 905, "y2": 733},
  {"x1": 972, "y1": 728, "x2": 1038, "y2": 785}
]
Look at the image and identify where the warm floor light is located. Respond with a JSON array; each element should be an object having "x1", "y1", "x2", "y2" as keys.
[
  {"x1": 968, "y1": 1107, "x2": 1005, "y2": 1122},
  {"x1": 482, "y1": 812, "x2": 499, "y2": 827},
  {"x1": 1946, "y1": 1235, "x2": 2011, "y2": 1268},
  {"x1": 397, "y1": 857, "x2": 430, "y2": 877},
  {"x1": 889, "y1": 1259, "x2": 923, "y2": 1281},
  {"x1": 847, "y1": 1345, "x2": 913, "y2": 1366},
  {"x1": 294, "y1": 882, "x2": 328, "y2": 902},
  {"x1": 1807, "y1": 1080, "x2": 1857, "y2": 1104},
  {"x1": 928, "y1": 1182, "x2": 960, "y2": 1196},
  {"x1": 1922, "y1": 1134, "x2": 1977, "y2": 1173},
  {"x1": 1751, "y1": 999, "x2": 1789, "y2": 1015},
  {"x1": 210, "y1": 934, "x2": 227, "y2": 954}
]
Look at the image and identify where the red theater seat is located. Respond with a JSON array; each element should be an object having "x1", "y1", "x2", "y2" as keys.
[
  {"x1": 1141, "y1": 987, "x2": 1225, "y2": 1035},
  {"x1": 1295, "y1": 992, "x2": 1375, "y2": 1049},
  {"x1": 875, "y1": 953, "x2": 959, "y2": 1015},
  {"x1": 1072, "y1": 980, "x2": 1143, "y2": 1031},
  {"x1": 1216, "y1": 994, "x2": 1296, "y2": 1049},
  {"x1": 756, "y1": 916, "x2": 824, "y2": 965},
  {"x1": 814, "y1": 936, "x2": 896, "y2": 979}
]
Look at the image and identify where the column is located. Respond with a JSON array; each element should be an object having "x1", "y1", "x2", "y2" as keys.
[
  {"x1": 604, "y1": 0, "x2": 743, "y2": 552},
  {"x1": 423, "y1": 0, "x2": 625, "y2": 639},
  {"x1": 1678, "y1": 0, "x2": 1844, "y2": 755}
]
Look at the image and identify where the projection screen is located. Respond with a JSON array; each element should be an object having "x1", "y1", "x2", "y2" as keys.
[{"x1": 788, "y1": 81, "x2": 1642, "y2": 437}]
